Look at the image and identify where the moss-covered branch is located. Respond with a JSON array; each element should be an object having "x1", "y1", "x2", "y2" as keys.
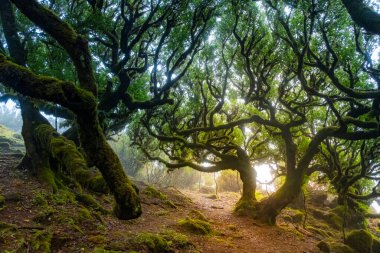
[
  {"x1": 0, "y1": 53, "x2": 96, "y2": 114},
  {"x1": 10, "y1": 0, "x2": 97, "y2": 94}
]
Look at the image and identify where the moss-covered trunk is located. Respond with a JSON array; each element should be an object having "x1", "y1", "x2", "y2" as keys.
[
  {"x1": 235, "y1": 162, "x2": 257, "y2": 215},
  {"x1": 76, "y1": 116, "x2": 142, "y2": 219},
  {"x1": 255, "y1": 170, "x2": 303, "y2": 225},
  {"x1": 19, "y1": 98, "x2": 59, "y2": 191},
  {"x1": 240, "y1": 165, "x2": 257, "y2": 201}
]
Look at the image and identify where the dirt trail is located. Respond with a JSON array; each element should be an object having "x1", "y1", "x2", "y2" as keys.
[
  {"x1": 0, "y1": 154, "x2": 319, "y2": 252},
  {"x1": 184, "y1": 191, "x2": 318, "y2": 253}
]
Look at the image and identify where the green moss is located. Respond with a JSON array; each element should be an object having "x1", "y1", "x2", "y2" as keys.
[
  {"x1": 78, "y1": 207, "x2": 92, "y2": 220},
  {"x1": 317, "y1": 240, "x2": 356, "y2": 253},
  {"x1": 331, "y1": 205, "x2": 366, "y2": 229},
  {"x1": 88, "y1": 175, "x2": 109, "y2": 194},
  {"x1": 144, "y1": 186, "x2": 177, "y2": 209},
  {"x1": 33, "y1": 206, "x2": 55, "y2": 223},
  {"x1": 234, "y1": 197, "x2": 255, "y2": 216},
  {"x1": 133, "y1": 230, "x2": 192, "y2": 252},
  {"x1": 283, "y1": 208, "x2": 305, "y2": 223},
  {"x1": 144, "y1": 186, "x2": 167, "y2": 199},
  {"x1": 188, "y1": 210, "x2": 208, "y2": 221},
  {"x1": 31, "y1": 230, "x2": 52, "y2": 253},
  {"x1": 178, "y1": 218, "x2": 213, "y2": 235},
  {"x1": 0, "y1": 195, "x2": 5, "y2": 208},
  {"x1": 34, "y1": 124, "x2": 92, "y2": 188},
  {"x1": 346, "y1": 229, "x2": 373, "y2": 253},
  {"x1": 135, "y1": 232, "x2": 169, "y2": 251},
  {"x1": 317, "y1": 240, "x2": 330, "y2": 252},
  {"x1": 58, "y1": 216, "x2": 84, "y2": 234},
  {"x1": 88, "y1": 235, "x2": 107, "y2": 245},
  {"x1": 309, "y1": 206, "x2": 342, "y2": 229},
  {"x1": 51, "y1": 190, "x2": 75, "y2": 205},
  {"x1": 75, "y1": 192, "x2": 109, "y2": 214},
  {"x1": 38, "y1": 165, "x2": 58, "y2": 192},
  {"x1": 32, "y1": 192, "x2": 48, "y2": 206},
  {"x1": 306, "y1": 226, "x2": 335, "y2": 238}
]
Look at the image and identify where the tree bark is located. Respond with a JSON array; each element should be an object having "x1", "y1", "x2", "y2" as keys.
[
  {"x1": 255, "y1": 170, "x2": 303, "y2": 225},
  {"x1": 239, "y1": 165, "x2": 257, "y2": 201},
  {"x1": 1, "y1": 0, "x2": 142, "y2": 220},
  {"x1": 342, "y1": 0, "x2": 380, "y2": 35}
]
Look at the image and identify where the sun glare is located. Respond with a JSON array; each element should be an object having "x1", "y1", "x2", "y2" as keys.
[{"x1": 255, "y1": 163, "x2": 276, "y2": 192}]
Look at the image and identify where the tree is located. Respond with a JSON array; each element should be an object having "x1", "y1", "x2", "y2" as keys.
[
  {"x1": 0, "y1": 0, "x2": 214, "y2": 219},
  {"x1": 135, "y1": 0, "x2": 380, "y2": 225}
]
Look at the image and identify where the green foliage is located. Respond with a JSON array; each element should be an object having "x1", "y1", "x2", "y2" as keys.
[
  {"x1": 345, "y1": 229, "x2": 373, "y2": 253},
  {"x1": 178, "y1": 218, "x2": 213, "y2": 235}
]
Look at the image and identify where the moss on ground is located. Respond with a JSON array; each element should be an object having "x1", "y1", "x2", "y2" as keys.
[
  {"x1": 30, "y1": 230, "x2": 52, "y2": 253},
  {"x1": 234, "y1": 197, "x2": 255, "y2": 216},
  {"x1": 144, "y1": 185, "x2": 177, "y2": 209},
  {"x1": 133, "y1": 230, "x2": 192, "y2": 252},
  {"x1": 33, "y1": 206, "x2": 56, "y2": 224},
  {"x1": 178, "y1": 217, "x2": 213, "y2": 235},
  {"x1": 188, "y1": 209, "x2": 208, "y2": 221},
  {"x1": 317, "y1": 240, "x2": 355, "y2": 253},
  {"x1": 345, "y1": 229, "x2": 373, "y2": 253}
]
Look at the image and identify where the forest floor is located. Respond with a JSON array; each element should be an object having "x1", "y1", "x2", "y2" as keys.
[
  {"x1": 0, "y1": 153, "x2": 322, "y2": 253},
  {"x1": 1, "y1": 151, "x2": 379, "y2": 252}
]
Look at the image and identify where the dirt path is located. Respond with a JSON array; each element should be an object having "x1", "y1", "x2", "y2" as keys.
[
  {"x1": 184, "y1": 191, "x2": 318, "y2": 253},
  {"x1": 0, "y1": 154, "x2": 319, "y2": 252}
]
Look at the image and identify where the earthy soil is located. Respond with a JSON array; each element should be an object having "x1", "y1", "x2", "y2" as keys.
[{"x1": 0, "y1": 153, "x2": 322, "y2": 252}]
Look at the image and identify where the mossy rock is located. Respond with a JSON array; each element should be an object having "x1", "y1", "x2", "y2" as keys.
[
  {"x1": 309, "y1": 207, "x2": 342, "y2": 229},
  {"x1": 283, "y1": 208, "x2": 304, "y2": 223},
  {"x1": 331, "y1": 205, "x2": 366, "y2": 229},
  {"x1": 132, "y1": 230, "x2": 192, "y2": 252},
  {"x1": 178, "y1": 217, "x2": 213, "y2": 235},
  {"x1": 188, "y1": 210, "x2": 208, "y2": 221},
  {"x1": 346, "y1": 229, "x2": 373, "y2": 253},
  {"x1": 306, "y1": 226, "x2": 335, "y2": 238},
  {"x1": 143, "y1": 186, "x2": 177, "y2": 209},
  {"x1": 317, "y1": 240, "x2": 355, "y2": 253}
]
